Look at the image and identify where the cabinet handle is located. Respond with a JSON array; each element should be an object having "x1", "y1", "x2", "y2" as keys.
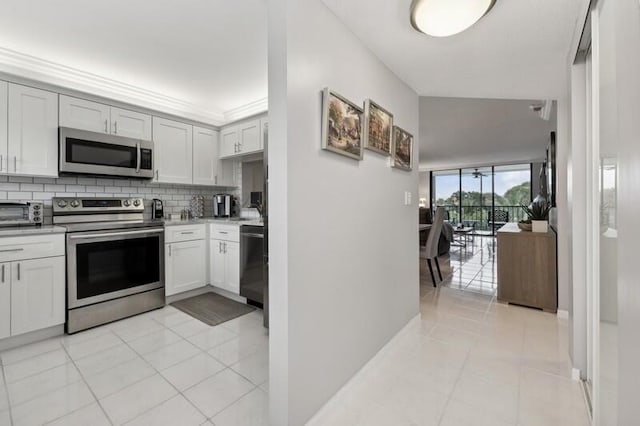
[
  {"x1": 156, "y1": 170, "x2": 159, "y2": 180},
  {"x1": 169, "y1": 245, "x2": 172, "y2": 256},
  {"x1": 215, "y1": 175, "x2": 218, "y2": 185},
  {"x1": 0, "y1": 248, "x2": 24, "y2": 253},
  {"x1": 180, "y1": 231, "x2": 194, "y2": 235},
  {"x1": 0, "y1": 154, "x2": 3, "y2": 172},
  {"x1": 219, "y1": 241, "x2": 222, "y2": 253},
  {"x1": 14, "y1": 157, "x2": 17, "y2": 172},
  {"x1": 1, "y1": 265, "x2": 4, "y2": 283},
  {"x1": 17, "y1": 263, "x2": 20, "y2": 281},
  {"x1": 114, "y1": 121, "x2": 118, "y2": 134},
  {"x1": 104, "y1": 119, "x2": 108, "y2": 133},
  {"x1": 223, "y1": 242, "x2": 227, "y2": 254}
]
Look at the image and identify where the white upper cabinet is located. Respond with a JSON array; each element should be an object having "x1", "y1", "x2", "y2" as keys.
[
  {"x1": 153, "y1": 117, "x2": 193, "y2": 184},
  {"x1": 239, "y1": 120, "x2": 261, "y2": 153},
  {"x1": 59, "y1": 95, "x2": 111, "y2": 134},
  {"x1": 220, "y1": 127, "x2": 239, "y2": 158},
  {"x1": 7, "y1": 84, "x2": 58, "y2": 177},
  {"x1": 60, "y1": 95, "x2": 152, "y2": 140},
  {"x1": 219, "y1": 115, "x2": 265, "y2": 159},
  {"x1": 111, "y1": 107, "x2": 152, "y2": 140},
  {"x1": 0, "y1": 82, "x2": 7, "y2": 175},
  {"x1": 193, "y1": 126, "x2": 219, "y2": 186},
  {"x1": 260, "y1": 116, "x2": 268, "y2": 150}
]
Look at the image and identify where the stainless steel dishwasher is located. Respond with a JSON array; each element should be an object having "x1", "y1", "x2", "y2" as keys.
[{"x1": 240, "y1": 225, "x2": 265, "y2": 306}]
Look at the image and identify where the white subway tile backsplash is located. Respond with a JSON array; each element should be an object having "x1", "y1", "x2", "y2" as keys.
[
  {"x1": 0, "y1": 192, "x2": 7, "y2": 199},
  {"x1": 0, "y1": 183, "x2": 20, "y2": 191},
  {"x1": 33, "y1": 192, "x2": 56, "y2": 200},
  {"x1": 8, "y1": 191, "x2": 31, "y2": 200},
  {"x1": 45, "y1": 184, "x2": 66, "y2": 192},
  {"x1": 20, "y1": 183, "x2": 44, "y2": 192},
  {"x1": 33, "y1": 177, "x2": 57, "y2": 184},
  {"x1": 8, "y1": 176, "x2": 33, "y2": 183},
  {"x1": 86, "y1": 186, "x2": 105, "y2": 193},
  {"x1": 104, "y1": 186, "x2": 122, "y2": 193},
  {"x1": 65, "y1": 185, "x2": 86, "y2": 192},
  {"x1": 55, "y1": 177, "x2": 78, "y2": 184},
  {"x1": 76, "y1": 178, "x2": 97, "y2": 185},
  {"x1": 96, "y1": 179, "x2": 114, "y2": 186}
]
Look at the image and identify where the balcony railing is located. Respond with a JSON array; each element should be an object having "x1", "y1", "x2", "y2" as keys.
[{"x1": 436, "y1": 205, "x2": 528, "y2": 233}]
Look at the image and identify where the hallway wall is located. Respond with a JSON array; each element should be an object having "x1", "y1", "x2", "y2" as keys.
[{"x1": 268, "y1": 0, "x2": 420, "y2": 423}]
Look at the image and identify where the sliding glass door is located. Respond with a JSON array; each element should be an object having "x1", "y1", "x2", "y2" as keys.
[{"x1": 431, "y1": 164, "x2": 533, "y2": 235}]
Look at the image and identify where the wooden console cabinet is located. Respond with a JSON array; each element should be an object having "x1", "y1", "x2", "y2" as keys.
[{"x1": 497, "y1": 223, "x2": 557, "y2": 312}]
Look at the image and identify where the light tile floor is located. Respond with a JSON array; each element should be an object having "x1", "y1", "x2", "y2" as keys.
[
  {"x1": 310, "y1": 269, "x2": 590, "y2": 425},
  {"x1": 428, "y1": 235, "x2": 498, "y2": 296},
  {"x1": 0, "y1": 307, "x2": 268, "y2": 426}
]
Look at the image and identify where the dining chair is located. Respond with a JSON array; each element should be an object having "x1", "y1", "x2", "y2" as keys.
[{"x1": 423, "y1": 206, "x2": 445, "y2": 286}]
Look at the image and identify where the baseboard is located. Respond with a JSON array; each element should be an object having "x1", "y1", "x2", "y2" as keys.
[
  {"x1": 0, "y1": 325, "x2": 64, "y2": 352},
  {"x1": 572, "y1": 367, "x2": 582, "y2": 381},
  {"x1": 306, "y1": 314, "x2": 421, "y2": 425},
  {"x1": 557, "y1": 309, "x2": 569, "y2": 319},
  {"x1": 166, "y1": 285, "x2": 215, "y2": 304},
  {"x1": 209, "y1": 285, "x2": 248, "y2": 304}
]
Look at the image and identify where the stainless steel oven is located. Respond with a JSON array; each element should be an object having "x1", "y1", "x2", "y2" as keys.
[
  {"x1": 54, "y1": 197, "x2": 165, "y2": 333},
  {"x1": 66, "y1": 227, "x2": 164, "y2": 309},
  {"x1": 59, "y1": 127, "x2": 154, "y2": 179}
]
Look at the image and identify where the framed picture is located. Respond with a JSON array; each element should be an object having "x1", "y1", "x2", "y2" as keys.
[
  {"x1": 363, "y1": 99, "x2": 393, "y2": 156},
  {"x1": 321, "y1": 88, "x2": 363, "y2": 160},
  {"x1": 391, "y1": 126, "x2": 413, "y2": 171}
]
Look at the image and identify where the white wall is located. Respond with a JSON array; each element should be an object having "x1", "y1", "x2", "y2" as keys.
[
  {"x1": 268, "y1": 0, "x2": 420, "y2": 423},
  {"x1": 555, "y1": 96, "x2": 571, "y2": 312}
]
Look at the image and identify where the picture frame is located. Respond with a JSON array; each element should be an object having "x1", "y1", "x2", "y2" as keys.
[
  {"x1": 363, "y1": 99, "x2": 394, "y2": 156},
  {"x1": 391, "y1": 126, "x2": 413, "y2": 171},
  {"x1": 321, "y1": 88, "x2": 364, "y2": 160}
]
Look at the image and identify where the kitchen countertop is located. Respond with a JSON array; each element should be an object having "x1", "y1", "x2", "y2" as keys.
[
  {"x1": 0, "y1": 225, "x2": 68, "y2": 238},
  {"x1": 163, "y1": 217, "x2": 264, "y2": 227}
]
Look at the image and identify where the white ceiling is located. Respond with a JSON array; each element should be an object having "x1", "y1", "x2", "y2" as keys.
[
  {"x1": 419, "y1": 97, "x2": 557, "y2": 170},
  {"x1": 0, "y1": 0, "x2": 267, "y2": 124},
  {"x1": 322, "y1": 0, "x2": 582, "y2": 99}
]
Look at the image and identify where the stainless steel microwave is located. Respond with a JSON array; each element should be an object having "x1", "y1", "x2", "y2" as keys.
[{"x1": 59, "y1": 127, "x2": 154, "y2": 179}]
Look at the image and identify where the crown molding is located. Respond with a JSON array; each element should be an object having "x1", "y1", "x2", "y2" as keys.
[
  {"x1": 0, "y1": 47, "x2": 266, "y2": 126},
  {"x1": 224, "y1": 97, "x2": 269, "y2": 123}
]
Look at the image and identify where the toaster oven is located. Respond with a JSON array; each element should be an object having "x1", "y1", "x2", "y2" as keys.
[{"x1": 0, "y1": 201, "x2": 44, "y2": 226}]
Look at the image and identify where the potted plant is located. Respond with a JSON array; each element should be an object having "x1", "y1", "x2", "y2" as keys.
[{"x1": 520, "y1": 201, "x2": 551, "y2": 233}]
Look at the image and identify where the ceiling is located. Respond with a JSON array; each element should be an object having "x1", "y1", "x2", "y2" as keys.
[
  {"x1": 418, "y1": 97, "x2": 557, "y2": 170},
  {"x1": 0, "y1": 0, "x2": 267, "y2": 124},
  {"x1": 322, "y1": 0, "x2": 582, "y2": 100}
]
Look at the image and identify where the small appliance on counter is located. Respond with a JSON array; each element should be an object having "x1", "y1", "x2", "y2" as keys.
[
  {"x1": 0, "y1": 201, "x2": 44, "y2": 226},
  {"x1": 213, "y1": 194, "x2": 234, "y2": 218},
  {"x1": 152, "y1": 199, "x2": 164, "y2": 219},
  {"x1": 190, "y1": 195, "x2": 205, "y2": 218}
]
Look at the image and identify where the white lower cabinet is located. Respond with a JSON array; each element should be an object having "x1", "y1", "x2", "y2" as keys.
[
  {"x1": 209, "y1": 224, "x2": 240, "y2": 295},
  {"x1": 10, "y1": 257, "x2": 65, "y2": 336},
  {"x1": 0, "y1": 233, "x2": 66, "y2": 340},
  {"x1": 0, "y1": 262, "x2": 10, "y2": 339},
  {"x1": 165, "y1": 225, "x2": 207, "y2": 296}
]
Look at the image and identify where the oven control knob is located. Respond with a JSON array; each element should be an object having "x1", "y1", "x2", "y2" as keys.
[
  {"x1": 57, "y1": 200, "x2": 68, "y2": 208},
  {"x1": 70, "y1": 199, "x2": 80, "y2": 208},
  {"x1": 123, "y1": 199, "x2": 131, "y2": 207},
  {"x1": 133, "y1": 199, "x2": 141, "y2": 207},
  {"x1": 33, "y1": 216, "x2": 41, "y2": 222}
]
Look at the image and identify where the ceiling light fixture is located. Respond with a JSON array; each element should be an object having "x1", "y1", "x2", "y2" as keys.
[{"x1": 410, "y1": 0, "x2": 496, "y2": 37}]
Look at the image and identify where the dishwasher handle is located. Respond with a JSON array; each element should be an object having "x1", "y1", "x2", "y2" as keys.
[{"x1": 242, "y1": 233, "x2": 264, "y2": 238}]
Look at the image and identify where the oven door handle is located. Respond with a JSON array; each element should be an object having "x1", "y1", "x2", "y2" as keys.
[
  {"x1": 135, "y1": 142, "x2": 141, "y2": 174},
  {"x1": 69, "y1": 228, "x2": 164, "y2": 240}
]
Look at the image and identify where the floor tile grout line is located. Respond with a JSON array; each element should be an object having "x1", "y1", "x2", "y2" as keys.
[
  {"x1": 51, "y1": 342, "x2": 114, "y2": 426},
  {"x1": 1, "y1": 362, "x2": 15, "y2": 426}
]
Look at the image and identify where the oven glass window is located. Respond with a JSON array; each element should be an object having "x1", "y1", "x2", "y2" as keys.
[
  {"x1": 67, "y1": 138, "x2": 137, "y2": 168},
  {"x1": 75, "y1": 236, "x2": 160, "y2": 299}
]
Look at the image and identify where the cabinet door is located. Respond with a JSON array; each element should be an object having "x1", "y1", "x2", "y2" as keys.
[
  {"x1": 219, "y1": 127, "x2": 238, "y2": 158},
  {"x1": 10, "y1": 256, "x2": 65, "y2": 336},
  {"x1": 0, "y1": 262, "x2": 10, "y2": 339},
  {"x1": 193, "y1": 126, "x2": 219, "y2": 185},
  {"x1": 210, "y1": 239, "x2": 227, "y2": 289},
  {"x1": 59, "y1": 95, "x2": 110, "y2": 134},
  {"x1": 111, "y1": 107, "x2": 152, "y2": 140},
  {"x1": 166, "y1": 240, "x2": 206, "y2": 296},
  {"x1": 8, "y1": 84, "x2": 59, "y2": 177},
  {"x1": 238, "y1": 120, "x2": 260, "y2": 154},
  {"x1": 0, "y1": 81, "x2": 8, "y2": 175},
  {"x1": 224, "y1": 241, "x2": 240, "y2": 294},
  {"x1": 153, "y1": 117, "x2": 193, "y2": 184}
]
